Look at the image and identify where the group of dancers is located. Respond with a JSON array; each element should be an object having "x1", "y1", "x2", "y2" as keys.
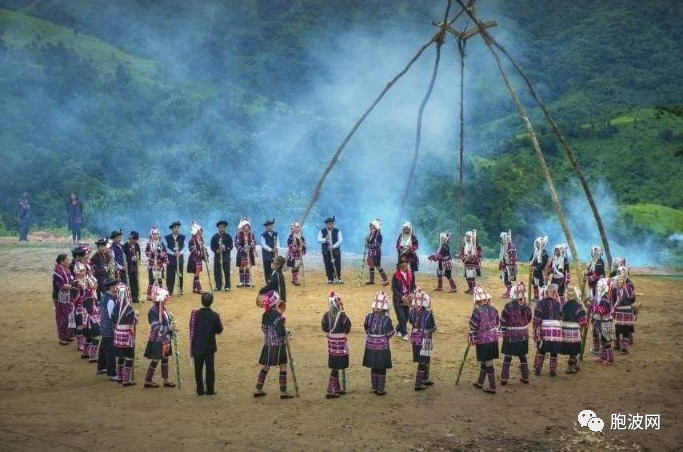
[{"x1": 51, "y1": 216, "x2": 639, "y2": 397}]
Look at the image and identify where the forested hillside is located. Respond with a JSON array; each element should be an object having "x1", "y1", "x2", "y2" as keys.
[{"x1": 0, "y1": 0, "x2": 681, "y2": 265}]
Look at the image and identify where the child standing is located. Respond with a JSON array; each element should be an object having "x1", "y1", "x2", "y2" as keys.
[
  {"x1": 362, "y1": 292, "x2": 395, "y2": 396},
  {"x1": 321, "y1": 292, "x2": 351, "y2": 399},
  {"x1": 409, "y1": 288, "x2": 436, "y2": 391},
  {"x1": 428, "y1": 232, "x2": 457, "y2": 293},
  {"x1": 253, "y1": 290, "x2": 294, "y2": 399},
  {"x1": 468, "y1": 285, "x2": 500, "y2": 394},
  {"x1": 500, "y1": 281, "x2": 532, "y2": 385}
]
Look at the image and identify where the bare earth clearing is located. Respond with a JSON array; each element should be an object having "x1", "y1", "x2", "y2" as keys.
[{"x1": 0, "y1": 237, "x2": 681, "y2": 451}]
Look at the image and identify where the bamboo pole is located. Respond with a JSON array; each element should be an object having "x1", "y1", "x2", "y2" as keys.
[
  {"x1": 398, "y1": 33, "x2": 446, "y2": 221},
  {"x1": 454, "y1": 0, "x2": 581, "y2": 279},
  {"x1": 489, "y1": 40, "x2": 612, "y2": 265},
  {"x1": 299, "y1": 0, "x2": 458, "y2": 227},
  {"x1": 299, "y1": 38, "x2": 439, "y2": 226},
  {"x1": 457, "y1": 38, "x2": 465, "y2": 244}
]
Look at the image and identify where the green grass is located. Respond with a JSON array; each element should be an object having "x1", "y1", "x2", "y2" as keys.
[
  {"x1": 0, "y1": 8, "x2": 159, "y2": 81},
  {"x1": 619, "y1": 204, "x2": 683, "y2": 236}
]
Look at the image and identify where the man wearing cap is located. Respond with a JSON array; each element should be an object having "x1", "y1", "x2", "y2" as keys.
[
  {"x1": 260, "y1": 219, "x2": 279, "y2": 283},
  {"x1": 317, "y1": 216, "x2": 343, "y2": 284},
  {"x1": 90, "y1": 238, "x2": 113, "y2": 300},
  {"x1": 97, "y1": 277, "x2": 119, "y2": 380},
  {"x1": 165, "y1": 221, "x2": 186, "y2": 296},
  {"x1": 123, "y1": 232, "x2": 142, "y2": 303},
  {"x1": 110, "y1": 230, "x2": 127, "y2": 284},
  {"x1": 211, "y1": 220, "x2": 233, "y2": 292},
  {"x1": 69, "y1": 245, "x2": 89, "y2": 276}
]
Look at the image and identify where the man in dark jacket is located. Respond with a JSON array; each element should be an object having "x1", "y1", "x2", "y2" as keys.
[{"x1": 189, "y1": 293, "x2": 224, "y2": 396}]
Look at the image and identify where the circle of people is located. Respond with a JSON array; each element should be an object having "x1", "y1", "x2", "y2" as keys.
[{"x1": 51, "y1": 216, "x2": 638, "y2": 397}]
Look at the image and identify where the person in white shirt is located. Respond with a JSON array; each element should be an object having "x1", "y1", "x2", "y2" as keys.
[{"x1": 317, "y1": 216, "x2": 343, "y2": 284}]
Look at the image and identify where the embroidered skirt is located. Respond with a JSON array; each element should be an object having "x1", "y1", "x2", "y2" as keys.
[
  {"x1": 327, "y1": 334, "x2": 349, "y2": 369},
  {"x1": 560, "y1": 321, "x2": 581, "y2": 355}
]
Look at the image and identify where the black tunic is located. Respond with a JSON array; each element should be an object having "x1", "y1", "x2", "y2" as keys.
[
  {"x1": 258, "y1": 310, "x2": 288, "y2": 366},
  {"x1": 322, "y1": 312, "x2": 352, "y2": 369},
  {"x1": 259, "y1": 269, "x2": 286, "y2": 303}
]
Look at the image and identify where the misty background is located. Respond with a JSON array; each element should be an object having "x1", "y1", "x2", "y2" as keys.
[{"x1": 0, "y1": 0, "x2": 682, "y2": 266}]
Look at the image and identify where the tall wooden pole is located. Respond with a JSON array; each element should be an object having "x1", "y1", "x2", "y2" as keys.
[
  {"x1": 454, "y1": 0, "x2": 581, "y2": 279},
  {"x1": 457, "y1": 38, "x2": 466, "y2": 243},
  {"x1": 299, "y1": 36, "x2": 443, "y2": 226},
  {"x1": 490, "y1": 40, "x2": 612, "y2": 265},
  {"x1": 399, "y1": 1, "x2": 451, "y2": 222}
]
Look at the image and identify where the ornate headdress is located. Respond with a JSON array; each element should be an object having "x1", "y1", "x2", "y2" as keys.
[
  {"x1": 472, "y1": 285, "x2": 491, "y2": 305},
  {"x1": 499, "y1": 229, "x2": 512, "y2": 261},
  {"x1": 566, "y1": 285, "x2": 581, "y2": 302},
  {"x1": 262, "y1": 290, "x2": 281, "y2": 312},
  {"x1": 611, "y1": 257, "x2": 626, "y2": 274},
  {"x1": 328, "y1": 291, "x2": 343, "y2": 314},
  {"x1": 617, "y1": 265, "x2": 629, "y2": 278},
  {"x1": 238, "y1": 217, "x2": 251, "y2": 230},
  {"x1": 370, "y1": 219, "x2": 382, "y2": 230},
  {"x1": 148, "y1": 227, "x2": 160, "y2": 241},
  {"x1": 440, "y1": 231, "x2": 451, "y2": 245},
  {"x1": 191, "y1": 222, "x2": 202, "y2": 236},
  {"x1": 153, "y1": 287, "x2": 169, "y2": 304},
  {"x1": 589, "y1": 246, "x2": 603, "y2": 272},
  {"x1": 371, "y1": 291, "x2": 390, "y2": 311},
  {"x1": 411, "y1": 286, "x2": 432, "y2": 309},
  {"x1": 116, "y1": 281, "x2": 133, "y2": 305},
  {"x1": 74, "y1": 262, "x2": 87, "y2": 280},
  {"x1": 463, "y1": 230, "x2": 477, "y2": 255},
  {"x1": 533, "y1": 236, "x2": 548, "y2": 264},
  {"x1": 509, "y1": 281, "x2": 527, "y2": 303}
]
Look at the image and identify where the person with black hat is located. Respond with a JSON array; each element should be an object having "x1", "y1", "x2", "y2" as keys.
[
  {"x1": 165, "y1": 221, "x2": 186, "y2": 296},
  {"x1": 123, "y1": 232, "x2": 142, "y2": 303},
  {"x1": 210, "y1": 220, "x2": 233, "y2": 292},
  {"x1": 90, "y1": 238, "x2": 113, "y2": 300},
  {"x1": 317, "y1": 216, "x2": 343, "y2": 284},
  {"x1": 260, "y1": 219, "x2": 279, "y2": 283},
  {"x1": 69, "y1": 245, "x2": 89, "y2": 276},
  {"x1": 97, "y1": 277, "x2": 119, "y2": 380},
  {"x1": 110, "y1": 230, "x2": 127, "y2": 284}
]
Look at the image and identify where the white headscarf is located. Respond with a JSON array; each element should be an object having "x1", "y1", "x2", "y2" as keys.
[
  {"x1": 533, "y1": 236, "x2": 548, "y2": 264},
  {"x1": 463, "y1": 230, "x2": 477, "y2": 257},
  {"x1": 399, "y1": 222, "x2": 413, "y2": 249},
  {"x1": 499, "y1": 230, "x2": 511, "y2": 262},
  {"x1": 589, "y1": 246, "x2": 602, "y2": 272}
]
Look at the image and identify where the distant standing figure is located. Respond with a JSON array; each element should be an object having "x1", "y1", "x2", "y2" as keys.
[
  {"x1": 18, "y1": 192, "x2": 31, "y2": 241},
  {"x1": 66, "y1": 192, "x2": 84, "y2": 243}
]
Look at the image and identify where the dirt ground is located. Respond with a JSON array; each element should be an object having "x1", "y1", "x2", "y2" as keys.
[{"x1": 0, "y1": 237, "x2": 682, "y2": 451}]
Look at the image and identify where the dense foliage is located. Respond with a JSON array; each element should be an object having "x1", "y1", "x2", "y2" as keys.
[{"x1": 0, "y1": 1, "x2": 681, "y2": 264}]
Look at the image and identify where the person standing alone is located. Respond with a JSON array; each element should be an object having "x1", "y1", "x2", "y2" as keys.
[
  {"x1": 66, "y1": 193, "x2": 84, "y2": 243},
  {"x1": 18, "y1": 192, "x2": 30, "y2": 241},
  {"x1": 189, "y1": 293, "x2": 224, "y2": 396}
]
